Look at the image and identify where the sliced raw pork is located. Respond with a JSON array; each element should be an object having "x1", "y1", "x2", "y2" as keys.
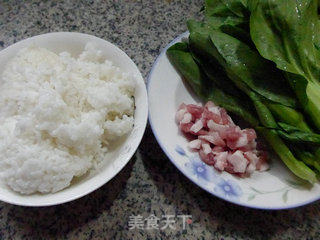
[{"x1": 176, "y1": 101, "x2": 268, "y2": 177}]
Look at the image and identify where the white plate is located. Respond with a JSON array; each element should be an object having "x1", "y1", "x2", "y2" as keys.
[
  {"x1": 0, "y1": 32, "x2": 148, "y2": 206},
  {"x1": 148, "y1": 32, "x2": 320, "y2": 210}
]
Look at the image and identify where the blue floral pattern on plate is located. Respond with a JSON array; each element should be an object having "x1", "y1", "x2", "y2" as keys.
[
  {"x1": 175, "y1": 145, "x2": 186, "y2": 156},
  {"x1": 175, "y1": 144, "x2": 307, "y2": 205},
  {"x1": 214, "y1": 179, "x2": 243, "y2": 201},
  {"x1": 185, "y1": 155, "x2": 217, "y2": 184},
  {"x1": 176, "y1": 145, "x2": 243, "y2": 201}
]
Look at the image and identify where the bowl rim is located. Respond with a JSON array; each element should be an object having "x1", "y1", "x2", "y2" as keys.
[
  {"x1": 147, "y1": 31, "x2": 320, "y2": 210},
  {"x1": 0, "y1": 32, "x2": 148, "y2": 207}
]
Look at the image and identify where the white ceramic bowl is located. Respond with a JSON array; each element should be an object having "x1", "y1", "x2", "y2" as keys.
[
  {"x1": 0, "y1": 32, "x2": 148, "y2": 207},
  {"x1": 148, "y1": 32, "x2": 320, "y2": 210}
]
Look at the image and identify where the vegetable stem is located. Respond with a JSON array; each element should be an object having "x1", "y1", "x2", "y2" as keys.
[
  {"x1": 258, "y1": 128, "x2": 317, "y2": 183},
  {"x1": 266, "y1": 102, "x2": 312, "y2": 132},
  {"x1": 305, "y1": 81, "x2": 320, "y2": 130}
]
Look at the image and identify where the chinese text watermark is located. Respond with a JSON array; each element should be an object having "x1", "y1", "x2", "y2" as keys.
[{"x1": 128, "y1": 214, "x2": 192, "y2": 230}]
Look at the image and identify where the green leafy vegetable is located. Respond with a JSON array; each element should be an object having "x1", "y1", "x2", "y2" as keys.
[
  {"x1": 167, "y1": 0, "x2": 320, "y2": 183},
  {"x1": 208, "y1": 30, "x2": 297, "y2": 107},
  {"x1": 203, "y1": 30, "x2": 316, "y2": 182},
  {"x1": 167, "y1": 42, "x2": 259, "y2": 126},
  {"x1": 167, "y1": 42, "x2": 203, "y2": 96},
  {"x1": 205, "y1": 0, "x2": 249, "y2": 29},
  {"x1": 266, "y1": 102, "x2": 312, "y2": 132},
  {"x1": 250, "y1": 0, "x2": 320, "y2": 130},
  {"x1": 294, "y1": 148, "x2": 320, "y2": 173},
  {"x1": 276, "y1": 122, "x2": 320, "y2": 145},
  {"x1": 258, "y1": 127, "x2": 317, "y2": 183},
  {"x1": 205, "y1": 0, "x2": 248, "y2": 18}
]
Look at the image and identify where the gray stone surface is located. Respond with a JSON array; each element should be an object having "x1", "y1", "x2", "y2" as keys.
[{"x1": 0, "y1": 0, "x2": 319, "y2": 239}]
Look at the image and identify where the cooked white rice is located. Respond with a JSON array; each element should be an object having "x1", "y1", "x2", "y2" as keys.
[{"x1": 0, "y1": 43, "x2": 136, "y2": 194}]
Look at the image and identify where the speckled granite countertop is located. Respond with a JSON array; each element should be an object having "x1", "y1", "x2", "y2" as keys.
[{"x1": 0, "y1": 0, "x2": 320, "y2": 239}]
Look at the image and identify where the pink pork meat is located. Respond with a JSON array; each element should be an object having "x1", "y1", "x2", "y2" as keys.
[{"x1": 176, "y1": 101, "x2": 268, "y2": 177}]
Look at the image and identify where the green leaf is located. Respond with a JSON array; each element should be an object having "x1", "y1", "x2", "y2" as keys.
[
  {"x1": 187, "y1": 20, "x2": 215, "y2": 35},
  {"x1": 166, "y1": 42, "x2": 259, "y2": 126},
  {"x1": 250, "y1": 0, "x2": 320, "y2": 130},
  {"x1": 205, "y1": 0, "x2": 241, "y2": 17},
  {"x1": 277, "y1": 122, "x2": 320, "y2": 145},
  {"x1": 250, "y1": 93, "x2": 278, "y2": 128},
  {"x1": 266, "y1": 102, "x2": 312, "y2": 132},
  {"x1": 283, "y1": 73, "x2": 320, "y2": 131},
  {"x1": 205, "y1": 0, "x2": 234, "y2": 17},
  {"x1": 208, "y1": 30, "x2": 297, "y2": 107},
  {"x1": 250, "y1": 0, "x2": 320, "y2": 78},
  {"x1": 192, "y1": 27, "x2": 317, "y2": 182},
  {"x1": 167, "y1": 43, "x2": 203, "y2": 96},
  {"x1": 257, "y1": 128, "x2": 317, "y2": 183},
  {"x1": 189, "y1": 32, "x2": 247, "y2": 97},
  {"x1": 219, "y1": 24, "x2": 253, "y2": 48},
  {"x1": 205, "y1": 0, "x2": 249, "y2": 18},
  {"x1": 202, "y1": 0, "x2": 250, "y2": 31},
  {"x1": 191, "y1": 50, "x2": 248, "y2": 99},
  {"x1": 169, "y1": 0, "x2": 320, "y2": 183},
  {"x1": 293, "y1": 148, "x2": 320, "y2": 173},
  {"x1": 205, "y1": 86, "x2": 259, "y2": 126},
  {"x1": 219, "y1": 0, "x2": 249, "y2": 17},
  {"x1": 187, "y1": 18, "x2": 251, "y2": 41},
  {"x1": 188, "y1": 32, "x2": 259, "y2": 126},
  {"x1": 247, "y1": 0, "x2": 258, "y2": 11},
  {"x1": 304, "y1": 81, "x2": 320, "y2": 130}
]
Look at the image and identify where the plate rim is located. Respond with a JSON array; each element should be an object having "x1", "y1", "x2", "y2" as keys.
[{"x1": 147, "y1": 31, "x2": 320, "y2": 210}]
